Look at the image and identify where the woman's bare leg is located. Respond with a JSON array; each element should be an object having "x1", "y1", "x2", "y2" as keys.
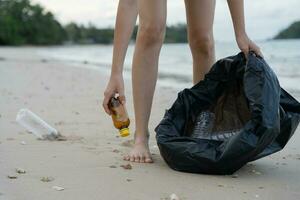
[
  {"x1": 184, "y1": 0, "x2": 216, "y2": 84},
  {"x1": 123, "y1": 0, "x2": 167, "y2": 163}
]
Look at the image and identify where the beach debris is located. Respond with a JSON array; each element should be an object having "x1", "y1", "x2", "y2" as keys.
[
  {"x1": 258, "y1": 186, "x2": 264, "y2": 189},
  {"x1": 170, "y1": 193, "x2": 180, "y2": 200},
  {"x1": 251, "y1": 169, "x2": 262, "y2": 175},
  {"x1": 52, "y1": 186, "x2": 64, "y2": 191},
  {"x1": 44, "y1": 86, "x2": 50, "y2": 91},
  {"x1": 7, "y1": 174, "x2": 18, "y2": 179},
  {"x1": 126, "y1": 179, "x2": 132, "y2": 182},
  {"x1": 218, "y1": 184, "x2": 224, "y2": 187},
  {"x1": 16, "y1": 108, "x2": 65, "y2": 141},
  {"x1": 20, "y1": 141, "x2": 26, "y2": 145},
  {"x1": 152, "y1": 145, "x2": 158, "y2": 149},
  {"x1": 120, "y1": 164, "x2": 132, "y2": 170},
  {"x1": 41, "y1": 59, "x2": 48, "y2": 63},
  {"x1": 112, "y1": 149, "x2": 120, "y2": 153},
  {"x1": 231, "y1": 174, "x2": 238, "y2": 178},
  {"x1": 255, "y1": 194, "x2": 259, "y2": 198},
  {"x1": 16, "y1": 168, "x2": 26, "y2": 174},
  {"x1": 40, "y1": 176, "x2": 54, "y2": 182},
  {"x1": 109, "y1": 165, "x2": 117, "y2": 168}
]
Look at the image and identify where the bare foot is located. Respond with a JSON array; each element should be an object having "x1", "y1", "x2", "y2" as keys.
[{"x1": 123, "y1": 133, "x2": 153, "y2": 163}]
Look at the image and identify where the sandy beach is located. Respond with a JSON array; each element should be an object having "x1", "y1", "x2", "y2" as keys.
[{"x1": 1, "y1": 47, "x2": 300, "y2": 200}]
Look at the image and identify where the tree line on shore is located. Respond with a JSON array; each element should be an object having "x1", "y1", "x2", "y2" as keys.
[
  {"x1": 0, "y1": 0, "x2": 188, "y2": 45},
  {"x1": 0, "y1": 0, "x2": 299, "y2": 46}
]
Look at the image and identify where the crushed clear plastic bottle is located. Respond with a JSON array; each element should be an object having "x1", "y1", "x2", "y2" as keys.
[
  {"x1": 191, "y1": 111, "x2": 240, "y2": 141},
  {"x1": 16, "y1": 108, "x2": 59, "y2": 140}
]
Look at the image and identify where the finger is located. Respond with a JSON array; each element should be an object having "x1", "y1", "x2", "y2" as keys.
[
  {"x1": 250, "y1": 43, "x2": 263, "y2": 58},
  {"x1": 102, "y1": 92, "x2": 112, "y2": 115},
  {"x1": 255, "y1": 48, "x2": 263, "y2": 58},
  {"x1": 241, "y1": 47, "x2": 249, "y2": 59},
  {"x1": 118, "y1": 94, "x2": 126, "y2": 105}
]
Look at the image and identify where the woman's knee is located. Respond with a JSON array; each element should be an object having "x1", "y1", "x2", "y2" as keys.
[
  {"x1": 138, "y1": 23, "x2": 166, "y2": 46},
  {"x1": 188, "y1": 30, "x2": 214, "y2": 56}
]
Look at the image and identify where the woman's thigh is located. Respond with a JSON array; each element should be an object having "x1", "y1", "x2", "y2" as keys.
[
  {"x1": 184, "y1": 0, "x2": 216, "y2": 39},
  {"x1": 137, "y1": 0, "x2": 167, "y2": 31}
]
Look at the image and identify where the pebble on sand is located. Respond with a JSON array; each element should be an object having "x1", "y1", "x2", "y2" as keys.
[
  {"x1": 16, "y1": 168, "x2": 26, "y2": 174},
  {"x1": 231, "y1": 174, "x2": 238, "y2": 178},
  {"x1": 120, "y1": 164, "x2": 132, "y2": 170},
  {"x1": 40, "y1": 176, "x2": 54, "y2": 182},
  {"x1": 112, "y1": 149, "x2": 120, "y2": 153},
  {"x1": 170, "y1": 193, "x2": 180, "y2": 200},
  {"x1": 52, "y1": 186, "x2": 64, "y2": 191},
  {"x1": 7, "y1": 174, "x2": 18, "y2": 179},
  {"x1": 252, "y1": 169, "x2": 262, "y2": 175},
  {"x1": 109, "y1": 165, "x2": 117, "y2": 168}
]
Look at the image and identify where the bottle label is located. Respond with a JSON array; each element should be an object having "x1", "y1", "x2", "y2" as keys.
[{"x1": 112, "y1": 105, "x2": 128, "y2": 122}]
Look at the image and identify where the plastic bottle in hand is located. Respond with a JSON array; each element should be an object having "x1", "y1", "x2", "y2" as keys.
[{"x1": 108, "y1": 96, "x2": 130, "y2": 137}]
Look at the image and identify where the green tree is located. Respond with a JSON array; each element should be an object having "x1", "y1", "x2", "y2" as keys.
[
  {"x1": 274, "y1": 21, "x2": 300, "y2": 39},
  {"x1": 0, "y1": 0, "x2": 65, "y2": 45}
]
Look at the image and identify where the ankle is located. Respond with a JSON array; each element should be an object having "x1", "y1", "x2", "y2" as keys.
[{"x1": 134, "y1": 131, "x2": 149, "y2": 144}]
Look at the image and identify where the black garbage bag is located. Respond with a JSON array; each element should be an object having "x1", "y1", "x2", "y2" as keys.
[{"x1": 155, "y1": 52, "x2": 300, "y2": 175}]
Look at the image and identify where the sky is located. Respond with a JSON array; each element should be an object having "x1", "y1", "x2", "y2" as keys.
[{"x1": 32, "y1": 0, "x2": 300, "y2": 41}]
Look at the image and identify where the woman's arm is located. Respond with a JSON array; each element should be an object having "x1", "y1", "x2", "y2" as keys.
[
  {"x1": 111, "y1": 0, "x2": 138, "y2": 75},
  {"x1": 103, "y1": 0, "x2": 138, "y2": 115},
  {"x1": 227, "y1": 0, "x2": 262, "y2": 57}
]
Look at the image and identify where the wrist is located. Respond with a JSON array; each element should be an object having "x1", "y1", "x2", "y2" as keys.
[
  {"x1": 110, "y1": 73, "x2": 123, "y2": 79},
  {"x1": 235, "y1": 30, "x2": 247, "y2": 38},
  {"x1": 110, "y1": 68, "x2": 123, "y2": 77}
]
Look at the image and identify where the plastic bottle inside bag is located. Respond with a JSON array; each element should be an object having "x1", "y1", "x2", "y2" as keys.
[
  {"x1": 16, "y1": 108, "x2": 59, "y2": 140},
  {"x1": 191, "y1": 110, "x2": 240, "y2": 141}
]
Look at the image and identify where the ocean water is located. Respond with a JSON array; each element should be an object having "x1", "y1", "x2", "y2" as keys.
[{"x1": 38, "y1": 39, "x2": 300, "y2": 97}]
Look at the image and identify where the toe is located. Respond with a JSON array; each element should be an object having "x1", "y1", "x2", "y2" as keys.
[
  {"x1": 145, "y1": 156, "x2": 153, "y2": 163},
  {"x1": 140, "y1": 155, "x2": 145, "y2": 163},
  {"x1": 134, "y1": 155, "x2": 140, "y2": 163},
  {"x1": 123, "y1": 155, "x2": 129, "y2": 161},
  {"x1": 130, "y1": 155, "x2": 135, "y2": 162}
]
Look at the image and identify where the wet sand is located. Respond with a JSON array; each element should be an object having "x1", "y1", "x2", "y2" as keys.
[{"x1": 0, "y1": 47, "x2": 300, "y2": 200}]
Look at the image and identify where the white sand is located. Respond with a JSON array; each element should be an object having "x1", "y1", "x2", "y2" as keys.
[{"x1": 0, "y1": 47, "x2": 300, "y2": 200}]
